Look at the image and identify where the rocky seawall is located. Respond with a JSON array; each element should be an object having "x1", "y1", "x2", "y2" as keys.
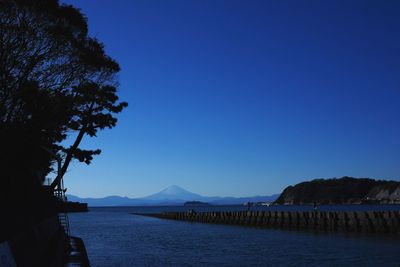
[{"x1": 136, "y1": 210, "x2": 400, "y2": 235}]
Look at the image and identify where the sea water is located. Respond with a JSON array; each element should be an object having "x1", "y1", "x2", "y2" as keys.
[{"x1": 68, "y1": 205, "x2": 400, "y2": 266}]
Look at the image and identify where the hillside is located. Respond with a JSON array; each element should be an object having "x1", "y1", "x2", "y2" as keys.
[{"x1": 274, "y1": 177, "x2": 400, "y2": 205}]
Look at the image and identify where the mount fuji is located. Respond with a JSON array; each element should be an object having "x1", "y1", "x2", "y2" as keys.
[{"x1": 142, "y1": 185, "x2": 203, "y2": 201}]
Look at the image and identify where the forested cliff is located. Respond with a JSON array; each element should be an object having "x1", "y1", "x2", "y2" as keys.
[{"x1": 275, "y1": 177, "x2": 400, "y2": 204}]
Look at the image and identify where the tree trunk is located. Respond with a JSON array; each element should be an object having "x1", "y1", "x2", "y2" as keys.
[
  {"x1": 50, "y1": 126, "x2": 86, "y2": 189},
  {"x1": 50, "y1": 101, "x2": 95, "y2": 190}
]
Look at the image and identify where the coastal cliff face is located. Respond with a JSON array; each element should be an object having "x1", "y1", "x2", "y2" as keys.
[{"x1": 275, "y1": 177, "x2": 400, "y2": 205}]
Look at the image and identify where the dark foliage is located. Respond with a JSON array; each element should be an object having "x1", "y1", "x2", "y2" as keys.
[{"x1": 0, "y1": 0, "x2": 127, "y2": 240}]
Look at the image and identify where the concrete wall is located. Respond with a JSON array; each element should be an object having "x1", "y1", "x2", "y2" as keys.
[{"x1": 150, "y1": 211, "x2": 400, "y2": 234}]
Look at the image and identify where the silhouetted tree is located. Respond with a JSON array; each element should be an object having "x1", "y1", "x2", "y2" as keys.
[
  {"x1": 50, "y1": 82, "x2": 127, "y2": 189},
  {"x1": 0, "y1": 0, "x2": 127, "y2": 201}
]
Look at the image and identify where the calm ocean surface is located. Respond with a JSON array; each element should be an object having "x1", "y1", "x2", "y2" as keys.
[{"x1": 68, "y1": 205, "x2": 400, "y2": 267}]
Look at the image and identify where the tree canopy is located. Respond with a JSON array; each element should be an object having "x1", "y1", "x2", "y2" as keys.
[{"x1": 0, "y1": 0, "x2": 127, "y2": 192}]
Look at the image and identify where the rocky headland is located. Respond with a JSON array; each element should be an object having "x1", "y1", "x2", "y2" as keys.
[{"x1": 275, "y1": 177, "x2": 400, "y2": 205}]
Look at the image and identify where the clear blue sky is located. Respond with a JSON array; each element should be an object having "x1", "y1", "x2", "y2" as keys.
[{"x1": 61, "y1": 0, "x2": 400, "y2": 198}]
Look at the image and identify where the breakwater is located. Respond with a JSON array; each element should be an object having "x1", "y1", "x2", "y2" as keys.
[{"x1": 136, "y1": 211, "x2": 400, "y2": 235}]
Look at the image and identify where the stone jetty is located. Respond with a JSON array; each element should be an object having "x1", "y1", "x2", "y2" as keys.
[{"x1": 134, "y1": 211, "x2": 400, "y2": 235}]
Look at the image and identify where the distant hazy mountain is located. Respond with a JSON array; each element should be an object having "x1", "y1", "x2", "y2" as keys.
[
  {"x1": 67, "y1": 185, "x2": 279, "y2": 207},
  {"x1": 143, "y1": 185, "x2": 203, "y2": 201}
]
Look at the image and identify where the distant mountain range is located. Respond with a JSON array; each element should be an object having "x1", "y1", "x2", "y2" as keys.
[{"x1": 67, "y1": 185, "x2": 279, "y2": 206}]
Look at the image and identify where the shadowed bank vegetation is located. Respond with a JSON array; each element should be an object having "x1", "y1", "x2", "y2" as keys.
[{"x1": 0, "y1": 0, "x2": 127, "y2": 241}]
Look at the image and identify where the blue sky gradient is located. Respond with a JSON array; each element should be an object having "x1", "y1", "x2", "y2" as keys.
[{"x1": 61, "y1": 0, "x2": 400, "y2": 198}]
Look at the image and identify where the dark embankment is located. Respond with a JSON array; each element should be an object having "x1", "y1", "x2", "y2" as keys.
[
  {"x1": 275, "y1": 177, "x2": 400, "y2": 205},
  {"x1": 0, "y1": 181, "x2": 67, "y2": 266},
  {"x1": 0, "y1": 183, "x2": 89, "y2": 266},
  {"x1": 59, "y1": 200, "x2": 89, "y2": 213}
]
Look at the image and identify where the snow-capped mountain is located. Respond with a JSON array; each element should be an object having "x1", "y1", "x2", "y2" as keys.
[{"x1": 142, "y1": 185, "x2": 203, "y2": 201}]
